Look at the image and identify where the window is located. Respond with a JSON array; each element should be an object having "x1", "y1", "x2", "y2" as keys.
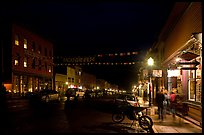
[
  {"x1": 32, "y1": 58, "x2": 36, "y2": 69},
  {"x1": 38, "y1": 45, "x2": 41, "y2": 54},
  {"x1": 15, "y1": 60, "x2": 19, "y2": 65},
  {"x1": 24, "y1": 57, "x2": 27, "y2": 67},
  {"x1": 14, "y1": 53, "x2": 20, "y2": 66},
  {"x1": 38, "y1": 60, "x2": 41, "y2": 70},
  {"x1": 48, "y1": 65, "x2": 52, "y2": 73},
  {"x1": 32, "y1": 41, "x2": 36, "y2": 51},
  {"x1": 72, "y1": 78, "x2": 74, "y2": 83},
  {"x1": 15, "y1": 34, "x2": 19, "y2": 46},
  {"x1": 188, "y1": 68, "x2": 201, "y2": 103},
  {"x1": 24, "y1": 38, "x2": 27, "y2": 49},
  {"x1": 68, "y1": 77, "x2": 71, "y2": 83}
]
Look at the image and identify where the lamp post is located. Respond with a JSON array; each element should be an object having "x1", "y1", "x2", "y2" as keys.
[{"x1": 147, "y1": 57, "x2": 154, "y2": 107}]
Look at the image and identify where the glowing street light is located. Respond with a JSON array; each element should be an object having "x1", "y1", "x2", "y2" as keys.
[
  {"x1": 147, "y1": 57, "x2": 154, "y2": 107},
  {"x1": 148, "y1": 57, "x2": 154, "y2": 66}
]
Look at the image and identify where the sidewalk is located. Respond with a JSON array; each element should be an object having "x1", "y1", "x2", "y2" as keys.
[{"x1": 149, "y1": 106, "x2": 202, "y2": 133}]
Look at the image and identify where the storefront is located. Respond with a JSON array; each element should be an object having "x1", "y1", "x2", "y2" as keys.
[
  {"x1": 12, "y1": 73, "x2": 53, "y2": 95},
  {"x1": 166, "y1": 33, "x2": 202, "y2": 125}
]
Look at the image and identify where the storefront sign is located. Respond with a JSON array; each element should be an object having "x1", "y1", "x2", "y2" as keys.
[
  {"x1": 167, "y1": 69, "x2": 180, "y2": 77},
  {"x1": 63, "y1": 57, "x2": 95, "y2": 63}
]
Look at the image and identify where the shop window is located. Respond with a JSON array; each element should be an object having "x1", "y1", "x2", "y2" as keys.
[
  {"x1": 13, "y1": 75, "x2": 19, "y2": 93},
  {"x1": 188, "y1": 69, "x2": 201, "y2": 103},
  {"x1": 196, "y1": 65, "x2": 201, "y2": 102},
  {"x1": 28, "y1": 77, "x2": 33, "y2": 92}
]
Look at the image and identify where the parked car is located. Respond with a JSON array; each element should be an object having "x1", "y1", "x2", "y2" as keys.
[
  {"x1": 30, "y1": 89, "x2": 61, "y2": 103},
  {"x1": 84, "y1": 90, "x2": 96, "y2": 99},
  {"x1": 65, "y1": 88, "x2": 81, "y2": 100},
  {"x1": 76, "y1": 89, "x2": 85, "y2": 97},
  {"x1": 95, "y1": 90, "x2": 104, "y2": 98},
  {"x1": 113, "y1": 93, "x2": 140, "y2": 107}
]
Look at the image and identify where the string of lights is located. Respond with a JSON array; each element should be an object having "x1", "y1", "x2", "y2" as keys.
[
  {"x1": 54, "y1": 61, "x2": 142, "y2": 66},
  {"x1": 12, "y1": 51, "x2": 139, "y2": 59},
  {"x1": 12, "y1": 51, "x2": 141, "y2": 66}
]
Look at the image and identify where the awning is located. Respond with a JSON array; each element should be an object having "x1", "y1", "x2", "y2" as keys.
[{"x1": 179, "y1": 51, "x2": 199, "y2": 61}]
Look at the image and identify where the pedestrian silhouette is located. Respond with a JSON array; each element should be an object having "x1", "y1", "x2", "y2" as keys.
[
  {"x1": 170, "y1": 88, "x2": 177, "y2": 119},
  {"x1": 156, "y1": 88, "x2": 165, "y2": 121}
]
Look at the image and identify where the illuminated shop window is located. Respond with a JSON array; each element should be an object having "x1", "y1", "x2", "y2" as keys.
[
  {"x1": 14, "y1": 59, "x2": 19, "y2": 65},
  {"x1": 24, "y1": 38, "x2": 27, "y2": 49},
  {"x1": 24, "y1": 57, "x2": 27, "y2": 67},
  {"x1": 15, "y1": 34, "x2": 19, "y2": 46},
  {"x1": 188, "y1": 68, "x2": 201, "y2": 103}
]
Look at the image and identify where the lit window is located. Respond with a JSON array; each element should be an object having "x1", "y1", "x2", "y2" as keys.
[
  {"x1": 15, "y1": 60, "x2": 19, "y2": 65},
  {"x1": 48, "y1": 66, "x2": 52, "y2": 73},
  {"x1": 38, "y1": 45, "x2": 41, "y2": 54},
  {"x1": 15, "y1": 35, "x2": 19, "y2": 46},
  {"x1": 24, "y1": 39, "x2": 27, "y2": 49},
  {"x1": 32, "y1": 41, "x2": 36, "y2": 51},
  {"x1": 24, "y1": 57, "x2": 27, "y2": 67}
]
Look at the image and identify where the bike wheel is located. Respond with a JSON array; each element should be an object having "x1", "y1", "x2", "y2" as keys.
[
  {"x1": 139, "y1": 115, "x2": 153, "y2": 130},
  {"x1": 112, "y1": 113, "x2": 125, "y2": 123}
]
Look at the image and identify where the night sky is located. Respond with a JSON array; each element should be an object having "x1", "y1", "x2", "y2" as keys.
[{"x1": 1, "y1": 1, "x2": 175, "y2": 90}]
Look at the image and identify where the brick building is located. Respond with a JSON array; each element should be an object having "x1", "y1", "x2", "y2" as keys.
[{"x1": 1, "y1": 23, "x2": 54, "y2": 95}]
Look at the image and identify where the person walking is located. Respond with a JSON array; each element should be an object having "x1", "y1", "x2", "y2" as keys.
[
  {"x1": 64, "y1": 89, "x2": 71, "y2": 110},
  {"x1": 163, "y1": 89, "x2": 169, "y2": 118},
  {"x1": 156, "y1": 88, "x2": 165, "y2": 121},
  {"x1": 170, "y1": 88, "x2": 177, "y2": 119}
]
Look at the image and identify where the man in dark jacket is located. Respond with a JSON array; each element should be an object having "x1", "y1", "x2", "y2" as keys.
[{"x1": 156, "y1": 89, "x2": 165, "y2": 120}]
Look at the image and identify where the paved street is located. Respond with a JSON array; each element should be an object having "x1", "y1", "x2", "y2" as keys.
[
  {"x1": 0, "y1": 97, "x2": 149, "y2": 133},
  {"x1": 1, "y1": 96, "x2": 201, "y2": 133}
]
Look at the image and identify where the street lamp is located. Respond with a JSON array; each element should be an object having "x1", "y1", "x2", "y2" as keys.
[
  {"x1": 147, "y1": 57, "x2": 154, "y2": 107},
  {"x1": 148, "y1": 57, "x2": 154, "y2": 66}
]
